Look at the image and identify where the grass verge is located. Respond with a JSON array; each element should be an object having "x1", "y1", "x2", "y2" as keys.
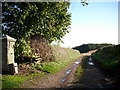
[
  {"x1": 74, "y1": 56, "x2": 88, "y2": 83},
  {"x1": 2, "y1": 72, "x2": 44, "y2": 88},
  {"x1": 34, "y1": 47, "x2": 80, "y2": 74},
  {"x1": 92, "y1": 45, "x2": 120, "y2": 70},
  {"x1": 2, "y1": 46, "x2": 80, "y2": 88}
]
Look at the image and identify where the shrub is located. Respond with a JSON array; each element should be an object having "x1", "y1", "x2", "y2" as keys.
[{"x1": 14, "y1": 38, "x2": 34, "y2": 63}]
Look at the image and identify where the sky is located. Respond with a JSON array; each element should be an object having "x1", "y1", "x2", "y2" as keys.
[{"x1": 60, "y1": 1, "x2": 118, "y2": 48}]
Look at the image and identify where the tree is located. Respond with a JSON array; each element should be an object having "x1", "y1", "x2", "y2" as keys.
[
  {"x1": 2, "y1": 2, "x2": 71, "y2": 43},
  {"x1": 81, "y1": 0, "x2": 89, "y2": 6},
  {"x1": 2, "y1": 1, "x2": 89, "y2": 60},
  {"x1": 2, "y1": 2, "x2": 71, "y2": 60}
]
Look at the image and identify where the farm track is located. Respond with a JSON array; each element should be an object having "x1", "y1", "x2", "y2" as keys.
[{"x1": 21, "y1": 50, "x2": 117, "y2": 88}]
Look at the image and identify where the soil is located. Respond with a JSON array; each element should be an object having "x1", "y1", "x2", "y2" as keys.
[
  {"x1": 20, "y1": 56, "x2": 83, "y2": 88},
  {"x1": 68, "y1": 57, "x2": 109, "y2": 88},
  {"x1": 20, "y1": 50, "x2": 119, "y2": 88}
]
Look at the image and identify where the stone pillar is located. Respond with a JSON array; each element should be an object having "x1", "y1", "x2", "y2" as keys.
[{"x1": 0, "y1": 35, "x2": 18, "y2": 74}]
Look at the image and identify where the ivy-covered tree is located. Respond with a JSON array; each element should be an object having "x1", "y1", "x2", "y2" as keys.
[
  {"x1": 2, "y1": 2, "x2": 71, "y2": 60},
  {"x1": 2, "y1": 1, "x2": 89, "y2": 61},
  {"x1": 2, "y1": 2, "x2": 71, "y2": 42}
]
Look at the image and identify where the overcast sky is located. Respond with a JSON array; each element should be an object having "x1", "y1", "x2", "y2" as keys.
[{"x1": 60, "y1": 1, "x2": 118, "y2": 48}]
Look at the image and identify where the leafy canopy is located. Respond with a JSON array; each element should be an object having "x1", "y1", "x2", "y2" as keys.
[{"x1": 2, "y1": 2, "x2": 71, "y2": 43}]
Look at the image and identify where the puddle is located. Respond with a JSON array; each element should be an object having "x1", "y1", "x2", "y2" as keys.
[
  {"x1": 89, "y1": 57, "x2": 92, "y2": 61},
  {"x1": 61, "y1": 59, "x2": 81, "y2": 83},
  {"x1": 61, "y1": 76, "x2": 67, "y2": 82},
  {"x1": 74, "y1": 61, "x2": 80, "y2": 65},
  {"x1": 88, "y1": 62, "x2": 94, "y2": 66},
  {"x1": 65, "y1": 61, "x2": 80, "y2": 75},
  {"x1": 61, "y1": 78, "x2": 66, "y2": 82},
  {"x1": 65, "y1": 69, "x2": 72, "y2": 75},
  {"x1": 73, "y1": 64, "x2": 76, "y2": 66}
]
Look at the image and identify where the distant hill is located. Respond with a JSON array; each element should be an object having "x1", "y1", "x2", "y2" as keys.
[{"x1": 72, "y1": 43, "x2": 113, "y2": 53}]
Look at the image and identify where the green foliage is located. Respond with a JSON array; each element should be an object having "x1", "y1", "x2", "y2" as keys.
[
  {"x1": 74, "y1": 56, "x2": 88, "y2": 83},
  {"x1": 92, "y1": 44, "x2": 120, "y2": 69},
  {"x1": 73, "y1": 43, "x2": 113, "y2": 53},
  {"x1": 32, "y1": 47, "x2": 80, "y2": 74},
  {"x1": 40, "y1": 60, "x2": 67, "y2": 73},
  {"x1": 2, "y1": 75, "x2": 27, "y2": 88},
  {"x1": 14, "y1": 38, "x2": 34, "y2": 59},
  {"x1": 31, "y1": 63, "x2": 42, "y2": 70},
  {"x1": 2, "y1": 2, "x2": 71, "y2": 42},
  {"x1": 75, "y1": 65, "x2": 83, "y2": 76},
  {"x1": 2, "y1": 72, "x2": 44, "y2": 88},
  {"x1": 2, "y1": 2, "x2": 71, "y2": 60}
]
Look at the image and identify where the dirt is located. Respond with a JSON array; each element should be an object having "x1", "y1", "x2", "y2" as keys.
[
  {"x1": 21, "y1": 50, "x2": 119, "y2": 88},
  {"x1": 20, "y1": 50, "x2": 98, "y2": 88},
  {"x1": 69, "y1": 57, "x2": 106, "y2": 88},
  {"x1": 66, "y1": 55, "x2": 119, "y2": 88},
  {"x1": 21, "y1": 56, "x2": 83, "y2": 88}
]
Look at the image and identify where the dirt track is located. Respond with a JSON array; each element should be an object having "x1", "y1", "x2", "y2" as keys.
[
  {"x1": 22, "y1": 50, "x2": 114, "y2": 88},
  {"x1": 21, "y1": 56, "x2": 84, "y2": 88}
]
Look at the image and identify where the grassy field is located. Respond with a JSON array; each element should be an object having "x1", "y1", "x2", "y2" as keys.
[{"x1": 2, "y1": 46, "x2": 80, "y2": 88}]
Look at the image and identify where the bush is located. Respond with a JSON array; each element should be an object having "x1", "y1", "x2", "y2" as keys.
[{"x1": 14, "y1": 38, "x2": 34, "y2": 63}]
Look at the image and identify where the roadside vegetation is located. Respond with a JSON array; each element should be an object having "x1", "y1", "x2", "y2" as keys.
[
  {"x1": 2, "y1": 46, "x2": 80, "y2": 88},
  {"x1": 92, "y1": 44, "x2": 120, "y2": 70},
  {"x1": 92, "y1": 44, "x2": 120, "y2": 82},
  {"x1": 38, "y1": 46, "x2": 80, "y2": 74},
  {"x1": 2, "y1": 72, "x2": 44, "y2": 88},
  {"x1": 74, "y1": 56, "x2": 88, "y2": 83}
]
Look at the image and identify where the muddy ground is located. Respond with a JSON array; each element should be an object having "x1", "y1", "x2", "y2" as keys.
[{"x1": 21, "y1": 50, "x2": 119, "y2": 88}]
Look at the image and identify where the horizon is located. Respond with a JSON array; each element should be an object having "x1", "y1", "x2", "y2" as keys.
[{"x1": 60, "y1": 1, "x2": 118, "y2": 48}]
